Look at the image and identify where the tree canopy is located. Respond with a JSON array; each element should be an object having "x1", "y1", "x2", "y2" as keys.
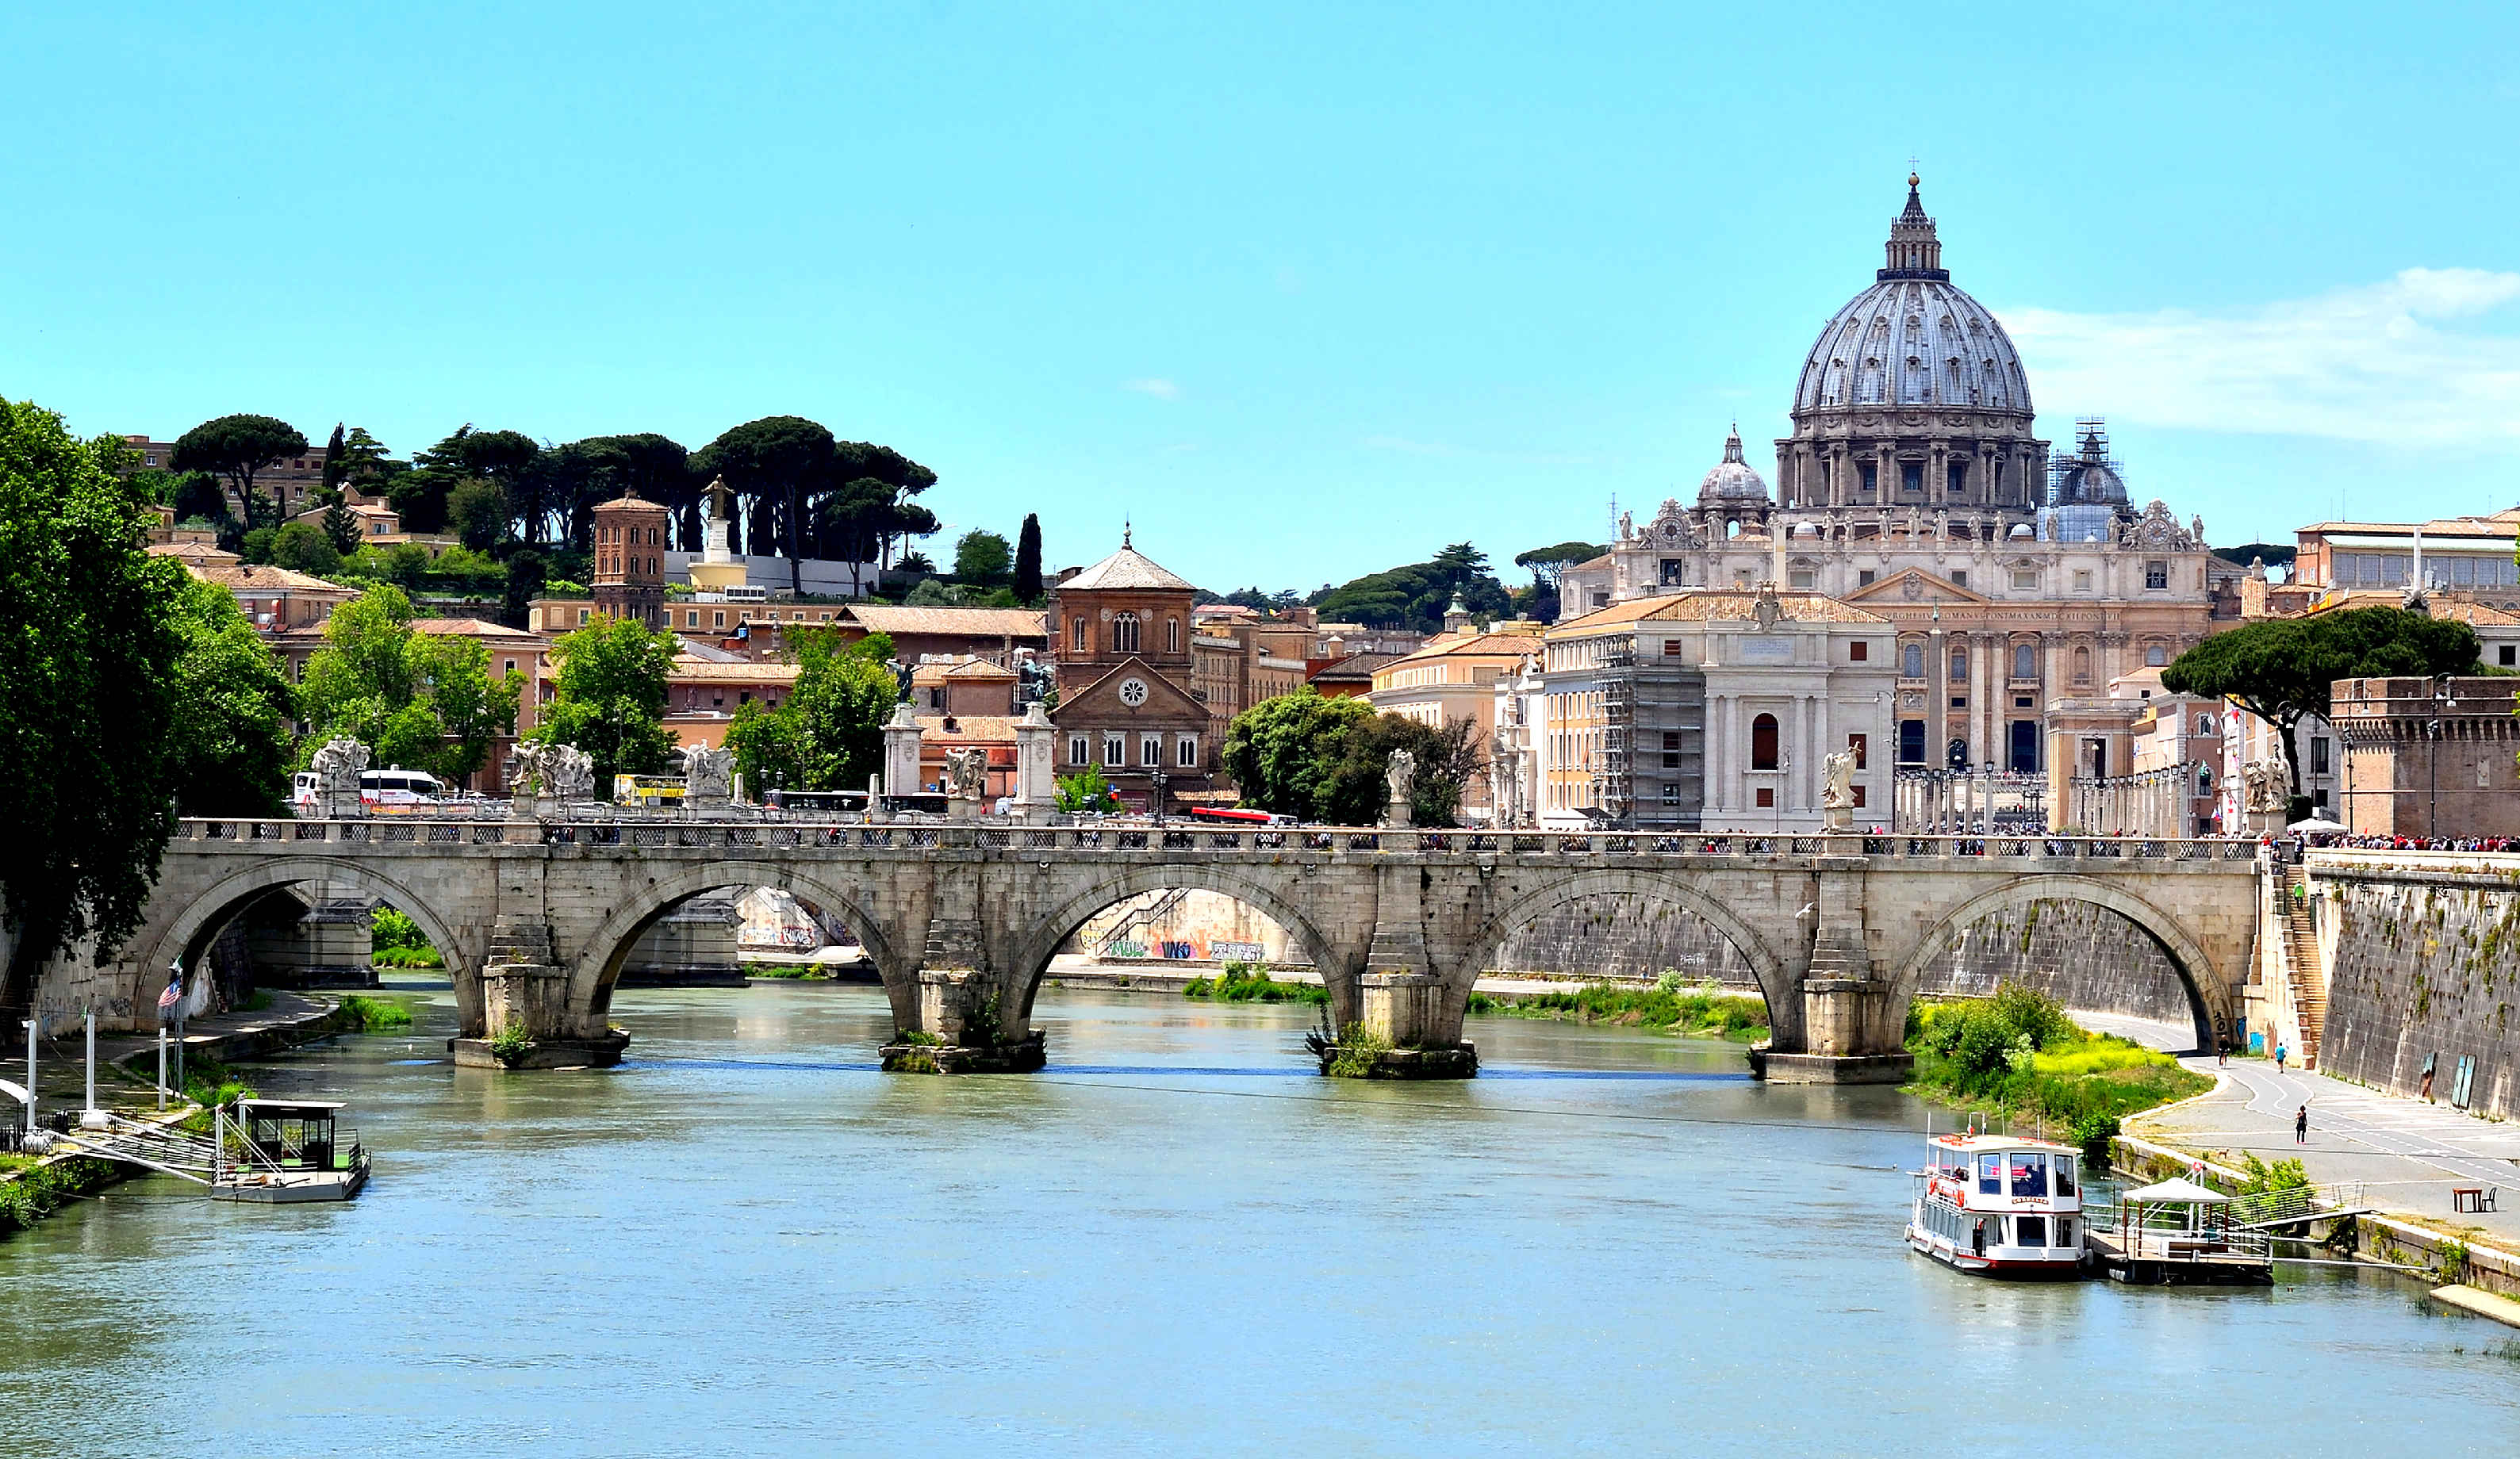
[
  {"x1": 1014, "y1": 514, "x2": 1044, "y2": 605},
  {"x1": 2161, "y1": 606, "x2": 2481, "y2": 792},
  {"x1": 723, "y1": 630, "x2": 897, "y2": 795},
  {"x1": 534, "y1": 614, "x2": 680, "y2": 786},
  {"x1": 954, "y1": 530, "x2": 1012, "y2": 586},
  {"x1": 166, "y1": 576, "x2": 297, "y2": 817},
  {"x1": 297, "y1": 584, "x2": 524, "y2": 783},
  {"x1": 0, "y1": 400, "x2": 193, "y2": 1022},
  {"x1": 1313, "y1": 542, "x2": 1511, "y2": 633},
  {"x1": 171, "y1": 414, "x2": 308, "y2": 531},
  {"x1": 1222, "y1": 688, "x2": 1484, "y2": 824},
  {"x1": 1512, "y1": 539, "x2": 1608, "y2": 622},
  {"x1": 270, "y1": 520, "x2": 342, "y2": 576}
]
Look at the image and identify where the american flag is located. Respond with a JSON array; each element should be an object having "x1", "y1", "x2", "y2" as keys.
[{"x1": 158, "y1": 979, "x2": 182, "y2": 1012}]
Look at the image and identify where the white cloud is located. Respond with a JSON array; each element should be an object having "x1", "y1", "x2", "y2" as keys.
[
  {"x1": 2005, "y1": 268, "x2": 2520, "y2": 446},
  {"x1": 1122, "y1": 377, "x2": 1181, "y2": 400}
]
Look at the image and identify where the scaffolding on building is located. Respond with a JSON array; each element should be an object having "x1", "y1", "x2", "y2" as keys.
[{"x1": 1598, "y1": 649, "x2": 1633, "y2": 822}]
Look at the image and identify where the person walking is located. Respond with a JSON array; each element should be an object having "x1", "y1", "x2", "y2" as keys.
[
  {"x1": 2295, "y1": 1105, "x2": 2309, "y2": 1143},
  {"x1": 2276, "y1": 1042, "x2": 2288, "y2": 1072},
  {"x1": 2217, "y1": 1039, "x2": 2229, "y2": 1068}
]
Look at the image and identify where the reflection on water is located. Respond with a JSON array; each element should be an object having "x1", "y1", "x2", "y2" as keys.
[{"x1": 0, "y1": 984, "x2": 2512, "y2": 1457}]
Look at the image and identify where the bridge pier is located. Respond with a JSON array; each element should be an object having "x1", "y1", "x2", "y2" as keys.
[
  {"x1": 450, "y1": 922, "x2": 629, "y2": 1070},
  {"x1": 879, "y1": 967, "x2": 1046, "y2": 1074},
  {"x1": 1749, "y1": 861, "x2": 1914, "y2": 1084}
]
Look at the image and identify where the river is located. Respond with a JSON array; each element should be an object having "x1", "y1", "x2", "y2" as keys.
[{"x1": 0, "y1": 984, "x2": 2512, "y2": 1456}]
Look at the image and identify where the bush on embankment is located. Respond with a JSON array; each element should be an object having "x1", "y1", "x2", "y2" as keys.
[
  {"x1": 1906, "y1": 984, "x2": 2209, "y2": 1158},
  {"x1": 1183, "y1": 963, "x2": 1330, "y2": 1005},
  {"x1": 0, "y1": 1156, "x2": 123, "y2": 1235},
  {"x1": 339, "y1": 994, "x2": 413, "y2": 1032},
  {"x1": 1468, "y1": 973, "x2": 1770, "y2": 1042}
]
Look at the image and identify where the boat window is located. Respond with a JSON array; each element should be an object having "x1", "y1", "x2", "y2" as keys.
[
  {"x1": 1977, "y1": 1154, "x2": 2001, "y2": 1194},
  {"x1": 2009, "y1": 1153, "x2": 2048, "y2": 1198},
  {"x1": 2055, "y1": 1218, "x2": 2073, "y2": 1249},
  {"x1": 2016, "y1": 1215, "x2": 2049, "y2": 1248},
  {"x1": 2054, "y1": 1156, "x2": 2077, "y2": 1197}
]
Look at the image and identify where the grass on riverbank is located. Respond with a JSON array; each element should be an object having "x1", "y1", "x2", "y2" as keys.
[
  {"x1": 1183, "y1": 963, "x2": 1330, "y2": 1005},
  {"x1": 747, "y1": 965, "x2": 838, "y2": 980},
  {"x1": 339, "y1": 994, "x2": 413, "y2": 1032},
  {"x1": 1905, "y1": 984, "x2": 2210, "y2": 1159},
  {"x1": 1467, "y1": 975, "x2": 1770, "y2": 1042},
  {"x1": 0, "y1": 1155, "x2": 123, "y2": 1235}
]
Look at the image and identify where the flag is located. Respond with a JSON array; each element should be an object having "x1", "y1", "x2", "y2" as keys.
[{"x1": 158, "y1": 980, "x2": 182, "y2": 1011}]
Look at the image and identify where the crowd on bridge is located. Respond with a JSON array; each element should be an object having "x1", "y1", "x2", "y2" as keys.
[{"x1": 2311, "y1": 834, "x2": 2520, "y2": 853}]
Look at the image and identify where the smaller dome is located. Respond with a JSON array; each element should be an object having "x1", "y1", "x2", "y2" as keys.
[{"x1": 1697, "y1": 426, "x2": 1771, "y2": 504}]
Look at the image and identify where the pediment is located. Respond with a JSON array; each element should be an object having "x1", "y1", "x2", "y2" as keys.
[
  {"x1": 1845, "y1": 567, "x2": 1993, "y2": 606},
  {"x1": 1052, "y1": 657, "x2": 1206, "y2": 720}
]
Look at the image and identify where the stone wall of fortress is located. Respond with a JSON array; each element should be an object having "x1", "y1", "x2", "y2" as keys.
[{"x1": 2312, "y1": 853, "x2": 2520, "y2": 1118}]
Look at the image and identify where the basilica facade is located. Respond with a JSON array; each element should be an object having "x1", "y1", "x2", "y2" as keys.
[{"x1": 1556, "y1": 176, "x2": 2229, "y2": 797}]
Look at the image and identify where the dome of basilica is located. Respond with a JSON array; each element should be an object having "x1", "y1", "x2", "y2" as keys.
[
  {"x1": 1697, "y1": 426, "x2": 1770, "y2": 504},
  {"x1": 1789, "y1": 178, "x2": 2032, "y2": 420}
]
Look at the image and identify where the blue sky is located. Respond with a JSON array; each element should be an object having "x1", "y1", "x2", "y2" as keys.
[{"x1": 6, "y1": 2, "x2": 2518, "y2": 592}]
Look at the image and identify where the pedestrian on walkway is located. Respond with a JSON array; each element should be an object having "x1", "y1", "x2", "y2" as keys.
[
  {"x1": 2422, "y1": 1066, "x2": 2436, "y2": 1103},
  {"x1": 2217, "y1": 1039, "x2": 2228, "y2": 1067},
  {"x1": 2276, "y1": 1042, "x2": 2288, "y2": 1071},
  {"x1": 2296, "y1": 1105, "x2": 2309, "y2": 1143}
]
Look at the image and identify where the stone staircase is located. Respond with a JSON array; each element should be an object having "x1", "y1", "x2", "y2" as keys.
[
  {"x1": 486, "y1": 921, "x2": 554, "y2": 969},
  {"x1": 2276, "y1": 867, "x2": 2326, "y2": 1067}
]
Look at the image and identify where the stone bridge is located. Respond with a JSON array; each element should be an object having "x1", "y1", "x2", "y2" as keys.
[{"x1": 48, "y1": 818, "x2": 2265, "y2": 1078}]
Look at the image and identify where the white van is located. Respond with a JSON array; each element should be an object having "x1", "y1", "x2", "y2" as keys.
[{"x1": 293, "y1": 766, "x2": 445, "y2": 812}]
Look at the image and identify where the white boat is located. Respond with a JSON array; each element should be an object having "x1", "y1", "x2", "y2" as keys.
[{"x1": 1907, "y1": 1132, "x2": 2087, "y2": 1279}]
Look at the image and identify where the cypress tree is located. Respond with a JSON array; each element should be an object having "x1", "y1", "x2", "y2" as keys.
[{"x1": 1014, "y1": 512, "x2": 1044, "y2": 606}]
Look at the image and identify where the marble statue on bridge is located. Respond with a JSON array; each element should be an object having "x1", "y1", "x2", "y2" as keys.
[
  {"x1": 1383, "y1": 749, "x2": 1416, "y2": 827},
  {"x1": 681, "y1": 745, "x2": 735, "y2": 806},
  {"x1": 1820, "y1": 749, "x2": 1857, "y2": 829},
  {"x1": 309, "y1": 737, "x2": 370, "y2": 818}
]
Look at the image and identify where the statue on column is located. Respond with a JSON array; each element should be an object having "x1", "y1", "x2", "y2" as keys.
[
  {"x1": 1820, "y1": 749, "x2": 1857, "y2": 830},
  {"x1": 1382, "y1": 749, "x2": 1416, "y2": 828},
  {"x1": 310, "y1": 737, "x2": 371, "y2": 818}
]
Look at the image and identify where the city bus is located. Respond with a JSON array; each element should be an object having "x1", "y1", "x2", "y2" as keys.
[{"x1": 614, "y1": 775, "x2": 686, "y2": 808}]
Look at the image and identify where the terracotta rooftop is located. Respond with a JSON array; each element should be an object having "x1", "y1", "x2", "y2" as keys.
[
  {"x1": 410, "y1": 617, "x2": 539, "y2": 638},
  {"x1": 668, "y1": 657, "x2": 802, "y2": 683},
  {"x1": 1309, "y1": 651, "x2": 1403, "y2": 682},
  {"x1": 1550, "y1": 590, "x2": 1885, "y2": 634},
  {"x1": 190, "y1": 562, "x2": 350, "y2": 592},
  {"x1": 916, "y1": 714, "x2": 1015, "y2": 742},
  {"x1": 911, "y1": 657, "x2": 1019, "y2": 685},
  {"x1": 2307, "y1": 592, "x2": 2520, "y2": 625},
  {"x1": 839, "y1": 605, "x2": 1046, "y2": 638},
  {"x1": 1378, "y1": 630, "x2": 1549, "y2": 666}
]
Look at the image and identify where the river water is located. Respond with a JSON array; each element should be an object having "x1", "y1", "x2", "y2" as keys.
[{"x1": 0, "y1": 984, "x2": 2513, "y2": 1457}]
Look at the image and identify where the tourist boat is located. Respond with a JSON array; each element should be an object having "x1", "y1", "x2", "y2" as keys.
[
  {"x1": 1907, "y1": 1132, "x2": 2087, "y2": 1279},
  {"x1": 209, "y1": 1098, "x2": 370, "y2": 1203}
]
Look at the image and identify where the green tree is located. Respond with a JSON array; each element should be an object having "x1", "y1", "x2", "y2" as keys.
[
  {"x1": 167, "y1": 469, "x2": 230, "y2": 527},
  {"x1": 320, "y1": 496, "x2": 360, "y2": 555},
  {"x1": 447, "y1": 477, "x2": 509, "y2": 552},
  {"x1": 1057, "y1": 764, "x2": 1124, "y2": 814},
  {"x1": 167, "y1": 576, "x2": 297, "y2": 816},
  {"x1": 724, "y1": 699, "x2": 811, "y2": 796},
  {"x1": 172, "y1": 414, "x2": 308, "y2": 532},
  {"x1": 239, "y1": 527, "x2": 278, "y2": 565},
  {"x1": 1314, "y1": 542, "x2": 1511, "y2": 633},
  {"x1": 269, "y1": 520, "x2": 342, "y2": 576},
  {"x1": 1318, "y1": 713, "x2": 1482, "y2": 825},
  {"x1": 501, "y1": 550, "x2": 547, "y2": 630},
  {"x1": 299, "y1": 584, "x2": 522, "y2": 782},
  {"x1": 2162, "y1": 607, "x2": 2481, "y2": 795},
  {"x1": 336, "y1": 427, "x2": 403, "y2": 490},
  {"x1": 535, "y1": 614, "x2": 681, "y2": 785},
  {"x1": 696, "y1": 416, "x2": 838, "y2": 599},
  {"x1": 317, "y1": 423, "x2": 348, "y2": 498},
  {"x1": 1221, "y1": 687, "x2": 1374, "y2": 821},
  {"x1": 954, "y1": 529, "x2": 1013, "y2": 586},
  {"x1": 725, "y1": 630, "x2": 899, "y2": 794},
  {"x1": 0, "y1": 400, "x2": 191, "y2": 1023},
  {"x1": 1513, "y1": 539, "x2": 1608, "y2": 622},
  {"x1": 1014, "y1": 513, "x2": 1044, "y2": 605}
]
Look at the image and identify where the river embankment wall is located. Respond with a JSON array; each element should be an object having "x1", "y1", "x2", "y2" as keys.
[{"x1": 2310, "y1": 850, "x2": 2520, "y2": 1118}]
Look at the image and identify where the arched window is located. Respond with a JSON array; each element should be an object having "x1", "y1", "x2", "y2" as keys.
[
  {"x1": 1751, "y1": 714, "x2": 1779, "y2": 770},
  {"x1": 1901, "y1": 642, "x2": 1925, "y2": 679},
  {"x1": 2145, "y1": 643, "x2": 2169, "y2": 667},
  {"x1": 1070, "y1": 617, "x2": 1087, "y2": 653},
  {"x1": 1166, "y1": 616, "x2": 1180, "y2": 653},
  {"x1": 2012, "y1": 643, "x2": 2035, "y2": 680},
  {"x1": 1948, "y1": 646, "x2": 1968, "y2": 683},
  {"x1": 1113, "y1": 612, "x2": 1140, "y2": 653},
  {"x1": 2072, "y1": 645, "x2": 2092, "y2": 684}
]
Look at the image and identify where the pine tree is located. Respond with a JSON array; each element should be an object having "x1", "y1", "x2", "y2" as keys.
[{"x1": 1014, "y1": 512, "x2": 1044, "y2": 605}]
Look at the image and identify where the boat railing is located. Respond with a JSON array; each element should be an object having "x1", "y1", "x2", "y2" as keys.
[{"x1": 2085, "y1": 1197, "x2": 2275, "y2": 1262}]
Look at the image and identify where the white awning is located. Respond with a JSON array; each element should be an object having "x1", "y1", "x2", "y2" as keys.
[{"x1": 2124, "y1": 1176, "x2": 2228, "y2": 1204}]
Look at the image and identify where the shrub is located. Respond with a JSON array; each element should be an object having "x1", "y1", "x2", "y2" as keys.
[
  {"x1": 1326, "y1": 1022, "x2": 1393, "y2": 1078},
  {"x1": 488, "y1": 1018, "x2": 535, "y2": 1067},
  {"x1": 339, "y1": 994, "x2": 412, "y2": 1032}
]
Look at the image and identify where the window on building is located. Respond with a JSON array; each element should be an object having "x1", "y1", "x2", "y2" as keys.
[
  {"x1": 2311, "y1": 737, "x2": 2331, "y2": 775},
  {"x1": 1755, "y1": 787, "x2": 1775, "y2": 807},
  {"x1": 1590, "y1": 590, "x2": 1610, "y2": 608},
  {"x1": 1901, "y1": 461, "x2": 1923, "y2": 493},
  {"x1": 2073, "y1": 569, "x2": 2092, "y2": 592},
  {"x1": 1662, "y1": 730, "x2": 1682, "y2": 769},
  {"x1": 2011, "y1": 643, "x2": 2035, "y2": 680},
  {"x1": 1789, "y1": 567, "x2": 1816, "y2": 589},
  {"x1": 1660, "y1": 783, "x2": 1683, "y2": 805},
  {"x1": 1858, "y1": 569, "x2": 1877, "y2": 587},
  {"x1": 1901, "y1": 642, "x2": 1925, "y2": 678},
  {"x1": 1858, "y1": 460, "x2": 1878, "y2": 494},
  {"x1": 2012, "y1": 567, "x2": 2038, "y2": 591},
  {"x1": 577, "y1": 609, "x2": 589, "y2": 626},
  {"x1": 1113, "y1": 613, "x2": 1141, "y2": 653},
  {"x1": 1947, "y1": 461, "x2": 1968, "y2": 497},
  {"x1": 1851, "y1": 783, "x2": 1866, "y2": 808},
  {"x1": 1103, "y1": 735, "x2": 1124, "y2": 768},
  {"x1": 1950, "y1": 570, "x2": 1967, "y2": 589},
  {"x1": 713, "y1": 611, "x2": 726, "y2": 629},
  {"x1": 2145, "y1": 560, "x2": 2169, "y2": 590},
  {"x1": 1847, "y1": 732, "x2": 1867, "y2": 769},
  {"x1": 1849, "y1": 641, "x2": 1868, "y2": 661},
  {"x1": 1751, "y1": 714, "x2": 1779, "y2": 770},
  {"x1": 1948, "y1": 647, "x2": 1967, "y2": 683},
  {"x1": 1167, "y1": 617, "x2": 1180, "y2": 653},
  {"x1": 2502, "y1": 645, "x2": 2517, "y2": 668},
  {"x1": 1898, "y1": 720, "x2": 1926, "y2": 764},
  {"x1": 1070, "y1": 617, "x2": 1087, "y2": 652},
  {"x1": 1141, "y1": 733, "x2": 1161, "y2": 766},
  {"x1": 1069, "y1": 734, "x2": 1088, "y2": 765},
  {"x1": 1659, "y1": 558, "x2": 1686, "y2": 586},
  {"x1": 2145, "y1": 643, "x2": 2169, "y2": 667},
  {"x1": 2072, "y1": 645, "x2": 2091, "y2": 684},
  {"x1": 1178, "y1": 735, "x2": 1199, "y2": 767}
]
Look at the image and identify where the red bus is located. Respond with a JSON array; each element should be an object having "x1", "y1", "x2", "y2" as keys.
[{"x1": 1189, "y1": 806, "x2": 1276, "y2": 825}]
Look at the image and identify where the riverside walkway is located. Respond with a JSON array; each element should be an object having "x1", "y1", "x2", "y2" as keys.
[{"x1": 2086, "y1": 1012, "x2": 2520, "y2": 1246}]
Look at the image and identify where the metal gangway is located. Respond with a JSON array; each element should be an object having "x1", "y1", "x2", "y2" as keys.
[{"x1": 41, "y1": 1105, "x2": 301, "y2": 1189}]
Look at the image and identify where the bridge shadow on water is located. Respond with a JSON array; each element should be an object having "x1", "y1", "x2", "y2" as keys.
[{"x1": 616, "y1": 1056, "x2": 1745, "y2": 1081}]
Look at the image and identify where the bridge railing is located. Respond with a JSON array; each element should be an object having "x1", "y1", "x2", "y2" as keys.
[{"x1": 174, "y1": 818, "x2": 2264, "y2": 863}]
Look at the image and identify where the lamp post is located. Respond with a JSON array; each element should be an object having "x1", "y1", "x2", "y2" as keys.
[{"x1": 1151, "y1": 768, "x2": 1169, "y2": 829}]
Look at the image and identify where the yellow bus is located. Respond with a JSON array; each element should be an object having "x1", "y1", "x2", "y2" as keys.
[{"x1": 614, "y1": 775, "x2": 686, "y2": 807}]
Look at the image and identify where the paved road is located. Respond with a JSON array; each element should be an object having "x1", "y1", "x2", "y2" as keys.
[{"x1": 2074, "y1": 1009, "x2": 2520, "y2": 1244}]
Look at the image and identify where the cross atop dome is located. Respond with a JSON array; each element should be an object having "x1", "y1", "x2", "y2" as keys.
[{"x1": 1881, "y1": 171, "x2": 1947, "y2": 281}]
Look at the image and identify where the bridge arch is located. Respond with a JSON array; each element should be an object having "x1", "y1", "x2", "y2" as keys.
[
  {"x1": 1885, "y1": 875, "x2": 2226, "y2": 1052},
  {"x1": 1454, "y1": 867, "x2": 1801, "y2": 1051},
  {"x1": 570, "y1": 861, "x2": 918, "y2": 1023},
  {"x1": 1008, "y1": 863, "x2": 1349, "y2": 1025},
  {"x1": 122, "y1": 856, "x2": 484, "y2": 1026}
]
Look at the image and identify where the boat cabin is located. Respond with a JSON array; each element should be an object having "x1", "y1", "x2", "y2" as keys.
[
  {"x1": 236, "y1": 1099, "x2": 354, "y2": 1172},
  {"x1": 1908, "y1": 1132, "x2": 2085, "y2": 1278}
]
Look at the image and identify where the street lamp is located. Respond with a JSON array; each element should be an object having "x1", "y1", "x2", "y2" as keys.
[{"x1": 1151, "y1": 768, "x2": 1169, "y2": 829}]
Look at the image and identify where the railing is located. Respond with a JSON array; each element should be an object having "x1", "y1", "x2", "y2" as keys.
[{"x1": 171, "y1": 818, "x2": 2266, "y2": 865}]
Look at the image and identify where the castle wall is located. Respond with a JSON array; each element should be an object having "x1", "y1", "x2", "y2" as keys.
[{"x1": 2315, "y1": 856, "x2": 2520, "y2": 1117}]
